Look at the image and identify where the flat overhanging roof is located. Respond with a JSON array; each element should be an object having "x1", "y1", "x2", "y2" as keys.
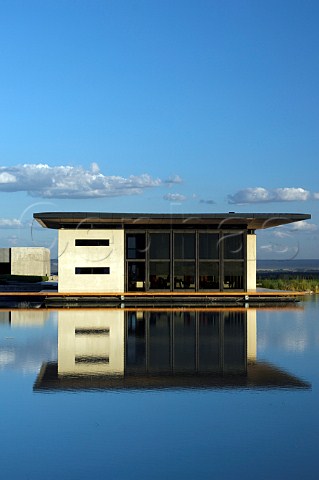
[{"x1": 33, "y1": 212, "x2": 311, "y2": 230}]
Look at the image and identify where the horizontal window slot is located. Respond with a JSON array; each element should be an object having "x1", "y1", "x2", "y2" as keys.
[
  {"x1": 75, "y1": 267, "x2": 110, "y2": 275},
  {"x1": 75, "y1": 356, "x2": 109, "y2": 364},
  {"x1": 75, "y1": 328, "x2": 110, "y2": 335},
  {"x1": 75, "y1": 239, "x2": 110, "y2": 246}
]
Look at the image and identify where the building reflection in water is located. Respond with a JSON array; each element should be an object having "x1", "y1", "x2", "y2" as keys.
[
  {"x1": 126, "y1": 310, "x2": 255, "y2": 375},
  {"x1": 34, "y1": 309, "x2": 310, "y2": 391},
  {"x1": 58, "y1": 310, "x2": 124, "y2": 376},
  {"x1": 0, "y1": 310, "x2": 50, "y2": 327}
]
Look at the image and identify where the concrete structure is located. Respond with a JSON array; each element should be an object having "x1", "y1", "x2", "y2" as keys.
[
  {"x1": 58, "y1": 229, "x2": 124, "y2": 293},
  {"x1": 0, "y1": 247, "x2": 50, "y2": 277},
  {"x1": 34, "y1": 212, "x2": 310, "y2": 293}
]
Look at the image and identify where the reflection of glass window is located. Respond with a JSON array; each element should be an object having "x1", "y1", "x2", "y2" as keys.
[
  {"x1": 149, "y1": 262, "x2": 170, "y2": 289},
  {"x1": 149, "y1": 313, "x2": 171, "y2": 371},
  {"x1": 126, "y1": 312, "x2": 146, "y2": 372},
  {"x1": 223, "y1": 233, "x2": 244, "y2": 259},
  {"x1": 150, "y1": 233, "x2": 170, "y2": 259},
  {"x1": 174, "y1": 233, "x2": 195, "y2": 259},
  {"x1": 224, "y1": 311, "x2": 246, "y2": 371},
  {"x1": 199, "y1": 312, "x2": 220, "y2": 371},
  {"x1": 199, "y1": 233, "x2": 219, "y2": 259},
  {"x1": 126, "y1": 234, "x2": 146, "y2": 259},
  {"x1": 173, "y1": 312, "x2": 196, "y2": 371},
  {"x1": 199, "y1": 262, "x2": 219, "y2": 289},
  {"x1": 223, "y1": 262, "x2": 244, "y2": 289}
]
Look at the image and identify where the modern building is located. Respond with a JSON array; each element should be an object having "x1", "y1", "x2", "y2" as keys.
[
  {"x1": 34, "y1": 212, "x2": 310, "y2": 293},
  {"x1": 0, "y1": 247, "x2": 50, "y2": 277}
]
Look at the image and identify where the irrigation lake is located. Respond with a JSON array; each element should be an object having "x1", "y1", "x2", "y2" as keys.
[{"x1": 1, "y1": 296, "x2": 319, "y2": 479}]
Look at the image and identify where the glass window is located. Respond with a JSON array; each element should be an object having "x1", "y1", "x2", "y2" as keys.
[
  {"x1": 223, "y1": 233, "x2": 244, "y2": 259},
  {"x1": 174, "y1": 233, "x2": 195, "y2": 259},
  {"x1": 75, "y1": 239, "x2": 109, "y2": 246},
  {"x1": 174, "y1": 261, "x2": 195, "y2": 289},
  {"x1": 223, "y1": 262, "x2": 244, "y2": 289},
  {"x1": 199, "y1": 262, "x2": 219, "y2": 289},
  {"x1": 75, "y1": 267, "x2": 110, "y2": 274},
  {"x1": 150, "y1": 233, "x2": 170, "y2": 259},
  {"x1": 199, "y1": 233, "x2": 219, "y2": 259},
  {"x1": 126, "y1": 234, "x2": 146, "y2": 259},
  {"x1": 149, "y1": 261, "x2": 170, "y2": 289},
  {"x1": 127, "y1": 262, "x2": 145, "y2": 291}
]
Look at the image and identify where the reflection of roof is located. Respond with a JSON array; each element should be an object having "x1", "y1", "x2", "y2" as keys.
[
  {"x1": 33, "y1": 212, "x2": 311, "y2": 230},
  {"x1": 33, "y1": 362, "x2": 311, "y2": 391}
]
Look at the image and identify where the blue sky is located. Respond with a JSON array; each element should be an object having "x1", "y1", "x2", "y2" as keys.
[{"x1": 0, "y1": 0, "x2": 318, "y2": 259}]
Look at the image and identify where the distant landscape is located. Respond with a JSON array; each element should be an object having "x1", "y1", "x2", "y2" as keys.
[
  {"x1": 257, "y1": 259, "x2": 319, "y2": 292},
  {"x1": 257, "y1": 259, "x2": 319, "y2": 271}
]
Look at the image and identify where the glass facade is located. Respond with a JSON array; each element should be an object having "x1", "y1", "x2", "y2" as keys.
[
  {"x1": 126, "y1": 230, "x2": 246, "y2": 292},
  {"x1": 149, "y1": 233, "x2": 170, "y2": 289},
  {"x1": 199, "y1": 262, "x2": 219, "y2": 289}
]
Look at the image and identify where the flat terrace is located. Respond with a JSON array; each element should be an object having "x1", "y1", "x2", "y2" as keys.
[{"x1": 0, "y1": 290, "x2": 307, "y2": 308}]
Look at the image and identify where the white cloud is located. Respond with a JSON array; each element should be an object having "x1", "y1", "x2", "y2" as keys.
[
  {"x1": 163, "y1": 193, "x2": 187, "y2": 202},
  {"x1": 0, "y1": 163, "x2": 167, "y2": 199},
  {"x1": 7, "y1": 235, "x2": 19, "y2": 246},
  {"x1": 164, "y1": 175, "x2": 183, "y2": 185},
  {"x1": 90, "y1": 162, "x2": 100, "y2": 174},
  {"x1": 313, "y1": 192, "x2": 319, "y2": 200},
  {"x1": 259, "y1": 244, "x2": 275, "y2": 252},
  {"x1": 289, "y1": 220, "x2": 318, "y2": 232},
  {"x1": 0, "y1": 218, "x2": 23, "y2": 228},
  {"x1": 199, "y1": 199, "x2": 216, "y2": 205},
  {"x1": 272, "y1": 229, "x2": 292, "y2": 238},
  {"x1": 259, "y1": 244, "x2": 298, "y2": 255},
  {"x1": 0, "y1": 350, "x2": 15, "y2": 367},
  {"x1": 276, "y1": 188, "x2": 310, "y2": 201},
  {"x1": 0, "y1": 172, "x2": 16, "y2": 183},
  {"x1": 272, "y1": 221, "x2": 318, "y2": 236},
  {"x1": 228, "y1": 187, "x2": 311, "y2": 204}
]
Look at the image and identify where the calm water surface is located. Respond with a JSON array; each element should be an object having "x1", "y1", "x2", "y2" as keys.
[{"x1": 1, "y1": 297, "x2": 319, "y2": 480}]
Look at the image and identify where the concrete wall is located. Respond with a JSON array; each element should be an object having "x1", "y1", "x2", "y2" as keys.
[
  {"x1": 0, "y1": 248, "x2": 10, "y2": 263},
  {"x1": 246, "y1": 233, "x2": 256, "y2": 291},
  {"x1": 10, "y1": 247, "x2": 50, "y2": 276},
  {"x1": 0, "y1": 248, "x2": 10, "y2": 274},
  {"x1": 58, "y1": 229, "x2": 124, "y2": 293},
  {"x1": 58, "y1": 310, "x2": 125, "y2": 376}
]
